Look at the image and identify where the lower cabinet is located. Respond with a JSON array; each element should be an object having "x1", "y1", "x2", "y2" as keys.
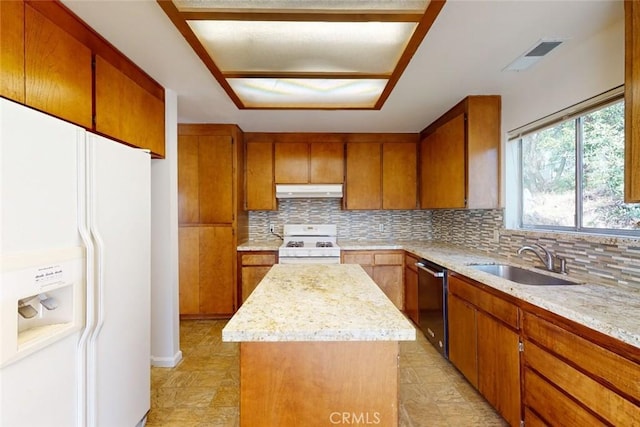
[
  {"x1": 403, "y1": 252, "x2": 419, "y2": 324},
  {"x1": 522, "y1": 311, "x2": 640, "y2": 426},
  {"x1": 178, "y1": 226, "x2": 235, "y2": 317},
  {"x1": 447, "y1": 274, "x2": 521, "y2": 426},
  {"x1": 238, "y1": 251, "x2": 277, "y2": 305},
  {"x1": 342, "y1": 250, "x2": 404, "y2": 309}
]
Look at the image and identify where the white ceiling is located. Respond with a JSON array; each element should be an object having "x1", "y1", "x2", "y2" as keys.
[{"x1": 62, "y1": 0, "x2": 623, "y2": 133}]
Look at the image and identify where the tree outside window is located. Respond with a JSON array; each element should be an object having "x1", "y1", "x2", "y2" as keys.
[{"x1": 520, "y1": 100, "x2": 640, "y2": 232}]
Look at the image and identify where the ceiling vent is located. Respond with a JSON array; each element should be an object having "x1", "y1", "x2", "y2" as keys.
[{"x1": 503, "y1": 39, "x2": 565, "y2": 72}]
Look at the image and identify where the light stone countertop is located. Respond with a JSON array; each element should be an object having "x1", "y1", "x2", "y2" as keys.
[
  {"x1": 236, "y1": 239, "x2": 640, "y2": 349},
  {"x1": 237, "y1": 240, "x2": 281, "y2": 251},
  {"x1": 402, "y1": 241, "x2": 640, "y2": 349},
  {"x1": 222, "y1": 264, "x2": 416, "y2": 342}
]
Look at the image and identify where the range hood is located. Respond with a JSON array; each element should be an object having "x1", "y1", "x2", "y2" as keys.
[{"x1": 275, "y1": 184, "x2": 343, "y2": 199}]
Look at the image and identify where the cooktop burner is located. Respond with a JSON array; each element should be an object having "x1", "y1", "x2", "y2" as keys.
[
  {"x1": 286, "y1": 241, "x2": 304, "y2": 248},
  {"x1": 315, "y1": 242, "x2": 333, "y2": 248}
]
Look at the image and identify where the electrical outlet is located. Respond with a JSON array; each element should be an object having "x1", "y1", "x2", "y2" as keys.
[
  {"x1": 379, "y1": 224, "x2": 384, "y2": 232},
  {"x1": 493, "y1": 229, "x2": 500, "y2": 243},
  {"x1": 269, "y1": 224, "x2": 275, "y2": 233}
]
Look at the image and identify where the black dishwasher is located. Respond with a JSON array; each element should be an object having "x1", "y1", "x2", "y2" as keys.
[{"x1": 416, "y1": 259, "x2": 448, "y2": 358}]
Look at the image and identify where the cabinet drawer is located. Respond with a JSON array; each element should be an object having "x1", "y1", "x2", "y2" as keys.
[
  {"x1": 342, "y1": 252, "x2": 373, "y2": 265},
  {"x1": 524, "y1": 340, "x2": 639, "y2": 425},
  {"x1": 449, "y1": 276, "x2": 518, "y2": 329},
  {"x1": 373, "y1": 253, "x2": 403, "y2": 265},
  {"x1": 524, "y1": 368, "x2": 603, "y2": 427},
  {"x1": 242, "y1": 254, "x2": 277, "y2": 266},
  {"x1": 523, "y1": 312, "x2": 640, "y2": 401}
]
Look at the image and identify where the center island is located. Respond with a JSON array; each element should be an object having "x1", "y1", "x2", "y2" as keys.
[{"x1": 222, "y1": 264, "x2": 416, "y2": 427}]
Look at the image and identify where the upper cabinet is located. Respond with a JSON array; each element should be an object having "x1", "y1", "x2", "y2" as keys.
[
  {"x1": 274, "y1": 137, "x2": 344, "y2": 184},
  {"x1": 0, "y1": 0, "x2": 25, "y2": 103},
  {"x1": 420, "y1": 95, "x2": 501, "y2": 209},
  {"x1": 345, "y1": 136, "x2": 418, "y2": 210},
  {"x1": 95, "y1": 56, "x2": 165, "y2": 158},
  {"x1": 625, "y1": 1, "x2": 640, "y2": 202},
  {"x1": 25, "y1": 4, "x2": 92, "y2": 128},
  {"x1": 246, "y1": 139, "x2": 275, "y2": 211},
  {"x1": 0, "y1": 0, "x2": 166, "y2": 157}
]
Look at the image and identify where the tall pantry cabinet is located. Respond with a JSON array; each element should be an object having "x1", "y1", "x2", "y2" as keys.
[{"x1": 178, "y1": 124, "x2": 248, "y2": 318}]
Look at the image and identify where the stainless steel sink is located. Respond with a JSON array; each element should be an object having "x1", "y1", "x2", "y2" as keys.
[{"x1": 471, "y1": 264, "x2": 579, "y2": 286}]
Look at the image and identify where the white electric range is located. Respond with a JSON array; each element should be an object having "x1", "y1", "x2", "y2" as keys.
[{"x1": 278, "y1": 224, "x2": 341, "y2": 264}]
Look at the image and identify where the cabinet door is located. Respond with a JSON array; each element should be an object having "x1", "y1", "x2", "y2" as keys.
[
  {"x1": 275, "y1": 142, "x2": 309, "y2": 183},
  {"x1": 420, "y1": 113, "x2": 465, "y2": 209},
  {"x1": 178, "y1": 226, "x2": 200, "y2": 315},
  {"x1": 447, "y1": 292, "x2": 478, "y2": 388},
  {"x1": 178, "y1": 135, "x2": 200, "y2": 224},
  {"x1": 310, "y1": 142, "x2": 344, "y2": 183},
  {"x1": 404, "y1": 265, "x2": 418, "y2": 325},
  {"x1": 373, "y1": 265, "x2": 403, "y2": 310},
  {"x1": 199, "y1": 226, "x2": 235, "y2": 315},
  {"x1": 25, "y1": 5, "x2": 92, "y2": 128},
  {"x1": 199, "y1": 135, "x2": 233, "y2": 224},
  {"x1": 477, "y1": 312, "x2": 521, "y2": 427},
  {"x1": 246, "y1": 141, "x2": 275, "y2": 210},
  {"x1": 625, "y1": 0, "x2": 640, "y2": 202},
  {"x1": 382, "y1": 142, "x2": 417, "y2": 209},
  {"x1": 345, "y1": 142, "x2": 381, "y2": 209},
  {"x1": 241, "y1": 266, "x2": 272, "y2": 302},
  {"x1": 95, "y1": 56, "x2": 165, "y2": 157},
  {"x1": 0, "y1": 0, "x2": 25, "y2": 102}
]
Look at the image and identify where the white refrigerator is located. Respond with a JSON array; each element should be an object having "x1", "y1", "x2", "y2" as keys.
[{"x1": 0, "y1": 98, "x2": 151, "y2": 427}]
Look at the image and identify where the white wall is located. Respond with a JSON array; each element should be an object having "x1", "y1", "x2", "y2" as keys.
[
  {"x1": 502, "y1": 17, "x2": 624, "y2": 227},
  {"x1": 149, "y1": 90, "x2": 181, "y2": 367}
]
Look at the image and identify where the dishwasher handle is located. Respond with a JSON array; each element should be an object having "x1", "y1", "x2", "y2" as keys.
[{"x1": 416, "y1": 262, "x2": 445, "y2": 278}]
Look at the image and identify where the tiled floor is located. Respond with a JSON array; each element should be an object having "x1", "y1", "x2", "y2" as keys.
[{"x1": 146, "y1": 320, "x2": 507, "y2": 427}]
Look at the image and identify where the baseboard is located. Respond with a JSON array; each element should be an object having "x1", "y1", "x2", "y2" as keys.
[{"x1": 150, "y1": 350, "x2": 183, "y2": 367}]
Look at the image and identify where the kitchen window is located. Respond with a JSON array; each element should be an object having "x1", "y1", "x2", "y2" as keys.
[{"x1": 510, "y1": 86, "x2": 640, "y2": 235}]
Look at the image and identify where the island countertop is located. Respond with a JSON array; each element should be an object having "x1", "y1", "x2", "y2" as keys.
[{"x1": 222, "y1": 264, "x2": 416, "y2": 342}]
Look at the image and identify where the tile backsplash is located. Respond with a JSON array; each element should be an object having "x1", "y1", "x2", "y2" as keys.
[
  {"x1": 248, "y1": 199, "x2": 434, "y2": 241},
  {"x1": 248, "y1": 201, "x2": 640, "y2": 289}
]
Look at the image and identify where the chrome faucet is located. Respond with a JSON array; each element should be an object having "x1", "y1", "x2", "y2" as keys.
[{"x1": 517, "y1": 243, "x2": 568, "y2": 274}]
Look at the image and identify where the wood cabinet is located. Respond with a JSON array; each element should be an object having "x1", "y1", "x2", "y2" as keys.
[
  {"x1": 420, "y1": 95, "x2": 501, "y2": 209},
  {"x1": 244, "y1": 133, "x2": 344, "y2": 210},
  {"x1": 25, "y1": 4, "x2": 92, "y2": 128},
  {"x1": 342, "y1": 250, "x2": 404, "y2": 309},
  {"x1": 245, "y1": 140, "x2": 275, "y2": 210},
  {"x1": 310, "y1": 142, "x2": 344, "y2": 183},
  {"x1": 345, "y1": 136, "x2": 418, "y2": 210},
  {"x1": 448, "y1": 292, "x2": 478, "y2": 387},
  {"x1": 0, "y1": 0, "x2": 166, "y2": 157},
  {"x1": 403, "y1": 252, "x2": 419, "y2": 325},
  {"x1": 95, "y1": 56, "x2": 165, "y2": 157},
  {"x1": 179, "y1": 226, "x2": 235, "y2": 316},
  {"x1": 1, "y1": 0, "x2": 25, "y2": 102},
  {"x1": 178, "y1": 124, "x2": 248, "y2": 318},
  {"x1": 522, "y1": 311, "x2": 640, "y2": 426},
  {"x1": 448, "y1": 274, "x2": 521, "y2": 426},
  {"x1": 238, "y1": 251, "x2": 277, "y2": 305},
  {"x1": 178, "y1": 133, "x2": 234, "y2": 224},
  {"x1": 625, "y1": 0, "x2": 640, "y2": 202},
  {"x1": 274, "y1": 140, "x2": 344, "y2": 184},
  {"x1": 345, "y1": 142, "x2": 381, "y2": 209}
]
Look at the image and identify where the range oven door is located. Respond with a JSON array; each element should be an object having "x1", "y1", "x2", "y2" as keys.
[{"x1": 416, "y1": 260, "x2": 448, "y2": 358}]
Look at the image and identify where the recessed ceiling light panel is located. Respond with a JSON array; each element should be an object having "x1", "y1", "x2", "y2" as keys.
[
  {"x1": 228, "y1": 78, "x2": 387, "y2": 108},
  {"x1": 158, "y1": 0, "x2": 444, "y2": 109}
]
